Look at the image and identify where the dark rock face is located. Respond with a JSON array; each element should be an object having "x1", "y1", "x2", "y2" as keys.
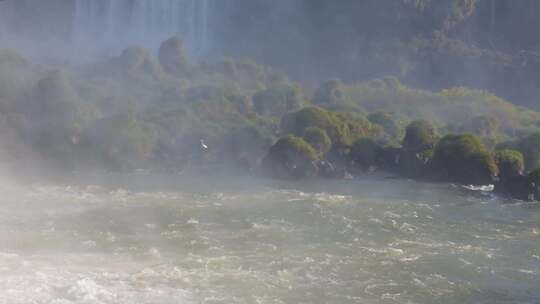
[
  {"x1": 495, "y1": 175, "x2": 532, "y2": 201},
  {"x1": 396, "y1": 150, "x2": 433, "y2": 179},
  {"x1": 158, "y1": 36, "x2": 189, "y2": 76}
]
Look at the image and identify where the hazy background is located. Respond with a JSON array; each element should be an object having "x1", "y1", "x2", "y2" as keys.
[{"x1": 1, "y1": 0, "x2": 540, "y2": 108}]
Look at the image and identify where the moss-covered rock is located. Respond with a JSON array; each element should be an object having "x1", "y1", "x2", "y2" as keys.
[
  {"x1": 262, "y1": 135, "x2": 319, "y2": 179},
  {"x1": 303, "y1": 127, "x2": 332, "y2": 156},
  {"x1": 432, "y1": 134, "x2": 498, "y2": 185},
  {"x1": 495, "y1": 149, "x2": 524, "y2": 179},
  {"x1": 158, "y1": 36, "x2": 189, "y2": 76},
  {"x1": 403, "y1": 120, "x2": 438, "y2": 152}
]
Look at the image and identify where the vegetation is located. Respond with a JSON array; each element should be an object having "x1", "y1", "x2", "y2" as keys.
[
  {"x1": 253, "y1": 83, "x2": 305, "y2": 116},
  {"x1": 0, "y1": 34, "x2": 539, "y2": 199},
  {"x1": 303, "y1": 127, "x2": 332, "y2": 156},
  {"x1": 495, "y1": 149, "x2": 525, "y2": 179},
  {"x1": 367, "y1": 111, "x2": 404, "y2": 139},
  {"x1": 403, "y1": 120, "x2": 438, "y2": 152},
  {"x1": 517, "y1": 132, "x2": 540, "y2": 171},
  {"x1": 262, "y1": 135, "x2": 319, "y2": 179},
  {"x1": 350, "y1": 138, "x2": 382, "y2": 172},
  {"x1": 432, "y1": 134, "x2": 498, "y2": 185}
]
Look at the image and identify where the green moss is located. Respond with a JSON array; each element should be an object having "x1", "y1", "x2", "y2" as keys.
[{"x1": 433, "y1": 134, "x2": 498, "y2": 184}]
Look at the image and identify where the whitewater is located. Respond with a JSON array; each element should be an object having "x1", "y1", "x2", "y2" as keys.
[{"x1": 0, "y1": 174, "x2": 539, "y2": 303}]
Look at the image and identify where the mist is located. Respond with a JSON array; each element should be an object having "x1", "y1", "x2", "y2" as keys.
[{"x1": 1, "y1": 1, "x2": 540, "y2": 303}]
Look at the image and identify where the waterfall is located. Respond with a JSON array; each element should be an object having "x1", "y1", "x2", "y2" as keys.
[{"x1": 72, "y1": 0, "x2": 213, "y2": 56}]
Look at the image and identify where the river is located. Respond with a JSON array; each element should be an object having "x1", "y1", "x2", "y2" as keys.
[{"x1": 0, "y1": 174, "x2": 539, "y2": 303}]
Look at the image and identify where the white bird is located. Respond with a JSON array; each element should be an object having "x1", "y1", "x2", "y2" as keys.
[{"x1": 200, "y1": 139, "x2": 209, "y2": 151}]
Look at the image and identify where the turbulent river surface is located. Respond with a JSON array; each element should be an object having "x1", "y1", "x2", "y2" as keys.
[{"x1": 0, "y1": 174, "x2": 539, "y2": 304}]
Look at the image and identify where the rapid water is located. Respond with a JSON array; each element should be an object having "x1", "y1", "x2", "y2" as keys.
[
  {"x1": 73, "y1": 0, "x2": 212, "y2": 56},
  {"x1": 1, "y1": 175, "x2": 539, "y2": 303}
]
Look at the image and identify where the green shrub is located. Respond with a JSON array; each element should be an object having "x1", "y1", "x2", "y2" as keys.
[
  {"x1": 281, "y1": 107, "x2": 344, "y2": 145},
  {"x1": 253, "y1": 83, "x2": 305, "y2": 116},
  {"x1": 281, "y1": 106, "x2": 377, "y2": 146},
  {"x1": 432, "y1": 134, "x2": 498, "y2": 184},
  {"x1": 303, "y1": 127, "x2": 332, "y2": 156},
  {"x1": 403, "y1": 120, "x2": 438, "y2": 152},
  {"x1": 262, "y1": 135, "x2": 319, "y2": 179},
  {"x1": 495, "y1": 149, "x2": 524, "y2": 179}
]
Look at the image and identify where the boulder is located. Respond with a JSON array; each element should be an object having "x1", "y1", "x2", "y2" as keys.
[
  {"x1": 158, "y1": 36, "x2": 189, "y2": 75},
  {"x1": 432, "y1": 134, "x2": 498, "y2": 185}
]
